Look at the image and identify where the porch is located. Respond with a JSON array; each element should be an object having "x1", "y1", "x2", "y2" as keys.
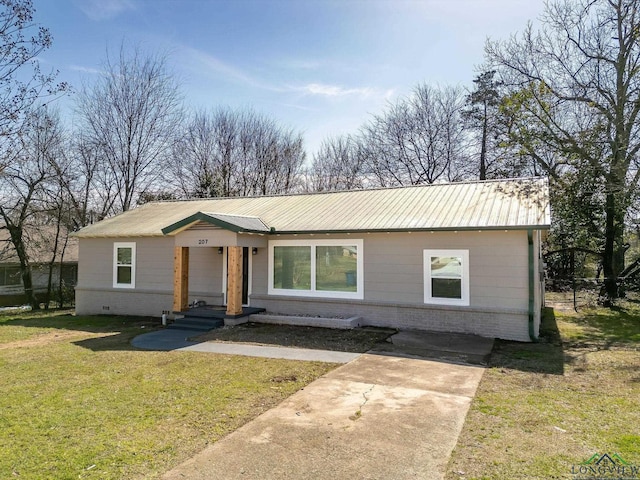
[
  {"x1": 169, "y1": 304, "x2": 266, "y2": 332},
  {"x1": 164, "y1": 212, "x2": 270, "y2": 319}
]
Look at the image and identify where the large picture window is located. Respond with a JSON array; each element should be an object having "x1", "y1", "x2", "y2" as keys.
[
  {"x1": 424, "y1": 249, "x2": 469, "y2": 306},
  {"x1": 113, "y1": 242, "x2": 136, "y2": 288},
  {"x1": 269, "y1": 239, "x2": 363, "y2": 299}
]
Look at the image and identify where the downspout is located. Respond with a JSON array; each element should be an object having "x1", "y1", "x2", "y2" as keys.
[{"x1": 528, "y1": 229, "x2": 538, "y2": 342}]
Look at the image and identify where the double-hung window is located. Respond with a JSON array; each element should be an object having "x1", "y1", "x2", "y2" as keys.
[
  {"x1": 269, "y1": 239, "x2": 363, "y2": 299},
  {"x1": 424, "y1": 249, "x2": 469, "y2": 306},
  {"x1": 113, "y1": 242, "x2": 136, "y2": 288}
]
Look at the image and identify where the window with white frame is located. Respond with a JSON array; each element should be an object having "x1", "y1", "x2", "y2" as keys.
[
  {"x1": 269, "y1": 239, "x2": 363, "y2": 299},
  {"x1": 424, "y1": 249, "x2": 469, "y2": 306},
  {"x1": 113, "y1": 242, "x2": 136, "y2": 288}
]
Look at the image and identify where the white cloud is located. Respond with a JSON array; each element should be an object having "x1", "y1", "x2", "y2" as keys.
[
  {"x1": 76, "y1": 0, "x2": 136, "y2": 21},
  {"x1": 69, "y1": 65, "x2": 104, "y2": 75},
  {"x1": 297, "y1": 83, "x2": 395, "y2": 100}
]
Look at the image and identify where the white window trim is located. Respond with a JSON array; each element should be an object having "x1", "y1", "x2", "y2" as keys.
[
  {"x1": 268, "y1": 239, "x2": 364, "y2": 300},
  {"x1": 423, "y1": 249, "x2": 469, "y2": 306},
  {"x1": 113, "y1": 242, "x2": 136, "y2": 289}
]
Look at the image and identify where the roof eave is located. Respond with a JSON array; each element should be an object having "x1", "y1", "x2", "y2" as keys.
[{"x1": 268, "y1": 224, "x2": 551, "y2": 235}]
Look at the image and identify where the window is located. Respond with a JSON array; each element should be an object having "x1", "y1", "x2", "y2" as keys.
[
  {"x1": 0, "y1": 266, "x2": 21, "y2": 286},
  {"x1": 424, "y1": 249, "x2": 469, "y2": 306},
  {"x1": 113, "y1": 242, "x2": 136, "y2": 288},
  {"x1": 269, "y1": 239, "x2": 363, "y2": 299},
  {"x1": 273, "y1": 246, "x2": 311, "y2": 290}
]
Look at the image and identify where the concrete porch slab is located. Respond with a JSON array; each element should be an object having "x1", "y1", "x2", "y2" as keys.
[{"x1": 371, "y1": 330, "x2": 495, "y2": 365}]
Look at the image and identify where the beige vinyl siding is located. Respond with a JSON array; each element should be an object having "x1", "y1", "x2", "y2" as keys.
[
  {"x1": 188, "y1": 247, "x2": 223, "y2": 296},
  {"x1": 76, "y1": 238, "x2": 225, "y2": 315},
  {"x1": 260, "y1": 231, "x2": 529, "y2": 311},
  {"x1": 250, "y1": 248, "x2": 268, "y2": 295},
  {"x1": 78, "y1": 237, "x2": 175, "y2": 291},
  {"x1": 366, "y1": 231, "x2": 528, "y2": 310},
  {"x1": 76, "y1": 228, "x2": 541, "y2": 340}
]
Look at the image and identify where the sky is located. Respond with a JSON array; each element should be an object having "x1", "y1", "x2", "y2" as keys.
[{"x1": 35, "y1": 0, "x2": 546, "y2": 156}]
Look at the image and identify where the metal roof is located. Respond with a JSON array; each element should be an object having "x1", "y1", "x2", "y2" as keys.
[{"x1": 73, "y1": 177, "x2": 551, "y2": 238}]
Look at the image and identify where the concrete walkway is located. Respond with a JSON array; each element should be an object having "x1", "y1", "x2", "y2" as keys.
[
  {"x1": 131, "y1": 328, "x2": 359, "y2": 363},
  {"x1": 133, "y1": 327, "x2": 492, "y2": 479},
  {"x1": 179, "y1": 341, "x2": 360, "y2": 363},
  {"x1": 162, "y1": 352, "x2": 486, "y2": 480}
]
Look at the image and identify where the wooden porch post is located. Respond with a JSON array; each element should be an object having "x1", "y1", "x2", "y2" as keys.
[
  {"x1": 226, "y1": 246, "x2": 243, "y2": 316},
  {"x1": 173, "y1": 246, "x2": 189, "y2": 311}
]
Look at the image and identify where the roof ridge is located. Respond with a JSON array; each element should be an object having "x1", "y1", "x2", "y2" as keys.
[
  {"x1": 200, "y1": 211, "x2": 264, "y2": 219},
  {"x1": 150, "y1": 176, "x2": 547, "y2": 205}
]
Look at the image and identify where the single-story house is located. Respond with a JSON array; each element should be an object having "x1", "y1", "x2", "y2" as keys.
[
  {"x1": 0, "y1": 227, "x2": 78, "y2": 307},
  {"x1": 73, "y1": 177, "x2": 550, "y2": 341}
]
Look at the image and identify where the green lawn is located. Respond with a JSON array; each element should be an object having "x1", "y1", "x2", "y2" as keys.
[
  {"x1": 446, "y1": 301, "x2": 640, "y2": 480},
  {"x1": 0, "y1": 310, "x2": 335, "y2": 479}
]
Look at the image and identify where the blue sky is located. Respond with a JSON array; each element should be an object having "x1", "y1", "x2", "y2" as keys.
[{"x1": 36, "y1": 0, "x2": 545, "y2": 155}]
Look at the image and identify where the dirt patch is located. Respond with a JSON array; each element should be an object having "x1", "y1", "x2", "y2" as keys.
[{"x1": 193, "y1": 323, "x2": 395, "y2": 353}]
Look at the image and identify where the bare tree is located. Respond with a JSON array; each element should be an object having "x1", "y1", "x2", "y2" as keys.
[
  {"x1": 307, "y1": 135, "x2": 365, "y2": 192},
  {"x1": 486, "y1": 0, "x2": 640, "y2": 303},
  {"x1": 171, "y1": 107, "x2": 305, "y2": 198},
  {"x1": 0, "y1": 107, "x2": 63, "y2": 308},
  {"x1": 76, "y1": 44, "x2": 182, "y2": 213},
  {"x1": 0, "y1": 0, "x2": 67, "y2": 156},
  {"x1": 237, "y1": 112, "x2": 305, "y2": 196},
  {"x1": 360, "y1": 84, "x2": 468, "y2": 186}
]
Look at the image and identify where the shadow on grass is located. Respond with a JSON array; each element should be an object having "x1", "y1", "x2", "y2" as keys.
[
  {"x1": 568, "y1": 304, "x2": 640, "y2": 344},
  {"x1": 72, "y1": 329, "x2": 157, "y2": 351},
  {"x1": 488, "y1": 307, "x2": 565, "y2": 375},
  {"x1": 0, "y1": 310, "x2": 163, "y2": 351}
]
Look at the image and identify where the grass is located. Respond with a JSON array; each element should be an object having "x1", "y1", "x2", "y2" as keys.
[
  {"x1": 446, "y1": 301, "x2": 640, "y2": 480},
  {"x1": 0, "y1": 310, "x2": 336, "y2": 479}
]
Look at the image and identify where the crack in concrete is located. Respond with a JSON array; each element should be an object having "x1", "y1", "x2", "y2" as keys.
[{"x1": 351, "y1": 384, "x2": 375, "y2": 420}]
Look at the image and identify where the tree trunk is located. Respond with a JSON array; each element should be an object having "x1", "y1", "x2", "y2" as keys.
[
  {"x1": 44, "y1": 219, "x2": 62, "y2": 310},
  {"x1": 479, "y1": 103, "x2": 488, "y2": 180},
  {"x1": 11, "y1": 231, "x2": 40, "y2": 310},
  {"x1": 600, "y1": 190, "x2": 625, "y2": 305},
  {"x1": 57, "y1": 235, "x2": 69, "y2": 308}
]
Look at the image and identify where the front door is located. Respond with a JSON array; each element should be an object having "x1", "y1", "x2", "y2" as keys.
[
  {"x1": 241, "y1": 246, "x2": 249, "y2": 305},
  {"x1": 223, "y1": 247, "x2": 250, "y2": 306}
]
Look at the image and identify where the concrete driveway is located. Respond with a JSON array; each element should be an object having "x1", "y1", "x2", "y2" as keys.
[{"x1": 163, "y1": 351, "x2": 486, "y2": 480}]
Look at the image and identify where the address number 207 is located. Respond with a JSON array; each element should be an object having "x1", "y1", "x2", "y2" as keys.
[{"x1": 198, "y1": 239, "x2": 208, "y2": 245}]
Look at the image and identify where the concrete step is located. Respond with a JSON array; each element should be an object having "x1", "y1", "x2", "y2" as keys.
[
  {"x1": 168, "y1": 317, "x2": 224, "y2": 332},
  {"x1": 248, "y1": 313, "x2": 362, "y2": 330}
]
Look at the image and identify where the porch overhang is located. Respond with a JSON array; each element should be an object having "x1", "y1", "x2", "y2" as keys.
[{"x1": 161, "y1": 211, "x2": 271, "y2": 235}]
